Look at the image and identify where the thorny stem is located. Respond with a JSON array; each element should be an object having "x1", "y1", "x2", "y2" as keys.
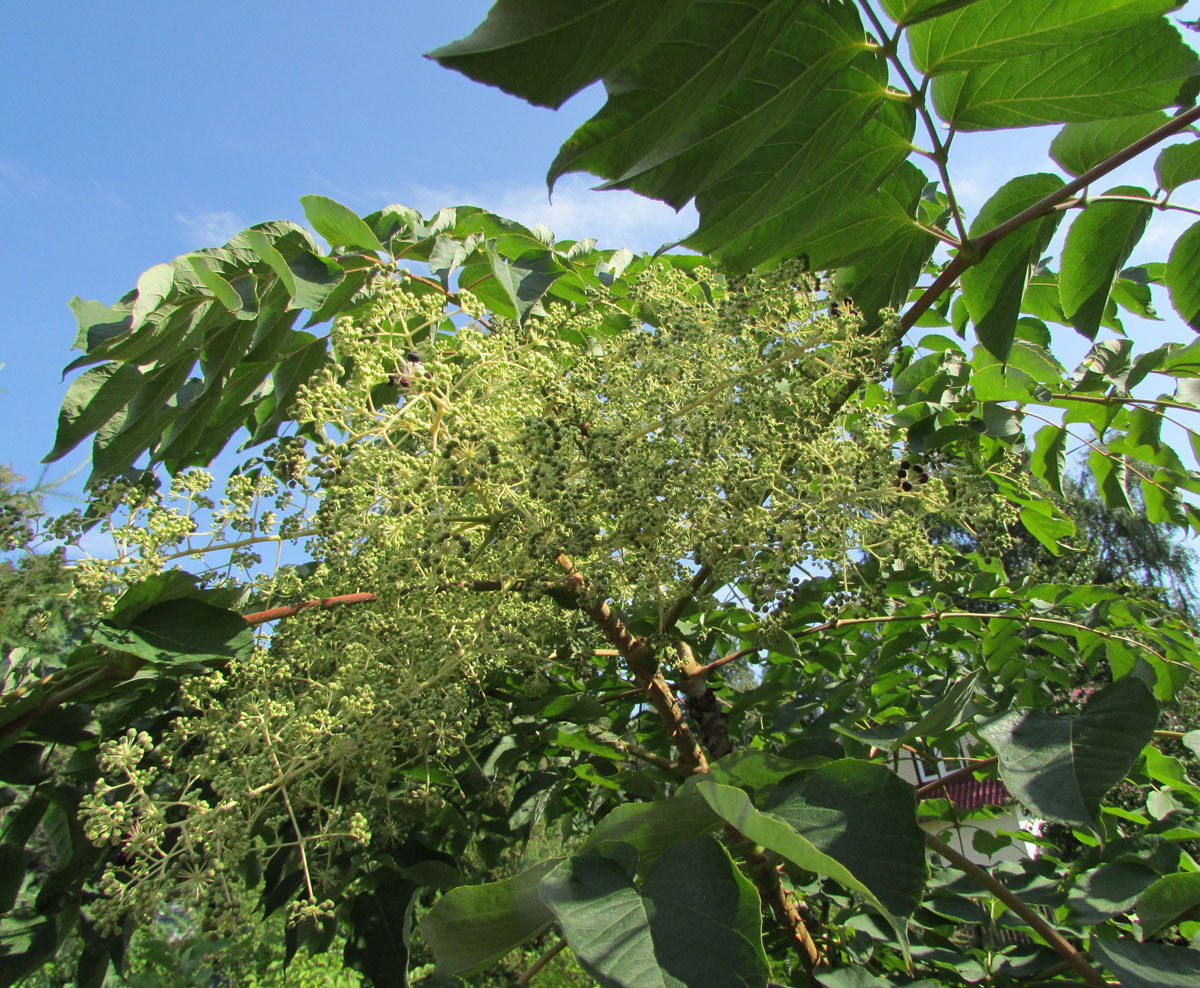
[{"x1": 926, "y1": 833, "x2": 1108, "y2": 988}]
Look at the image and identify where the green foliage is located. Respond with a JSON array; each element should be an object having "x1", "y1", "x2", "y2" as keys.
[{"x1": 12, "y1": 2, "x2": 1200, "y2": 987}]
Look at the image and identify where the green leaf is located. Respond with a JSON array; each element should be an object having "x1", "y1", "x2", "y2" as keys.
[
  {"x1": 1068, "y1": 861, "x2": 1159, "y2": 924},
  {"x1": 45, "y1": 364, "x2": 144, "y2": 465},
  {"x1": 130, "y1": 263, "x2": 175, "y2": 331},
  {"x1": 978, "y1": 677, "x2": 1158, "y2": 828},
  {"x1": 693, "y1": 778, "x2": 912, "y2": 955},
  {"x1": 909, "y1": 0, "x2": 1181, "y2": 75},
  {"x1": 484, "y1": 242, "x2": 562, "y2": 325},
  {"x1": 1155, "y1": 140, "x2": 1200, "y2": 191},
  {"x1": 91, "y1": 598, "x2": 253, "y2": 666},
  {"x1": 931, "y1": 21, "x2": 1199, "y2": 130},
  {"x1": 1059, "y1": 187, "x2": 1152, "y2": 339},
  {"x1": 582, "y1": 791, "x2": 719, "y2": 873},
  {"x1": 187, "y1": 255, "x2": 243, "y2": 313},
  {"x1": 342, "y1": 877, "x2": 419, "y2": 988},
  {"x1": 428, "y1": 1, "x2": 694, "y2": 110},
  {"x1": 764, "y1": 761, "x2": 926, "y2": 918},
  {"x1": 539, "y1": 837, "x2": 769, "y2": 988},
  {"x1": 687, "y1": 100, "x2": 914, "y2": 273},
  {"x1": 901, "y1": 670, "x2": 982, "y2": 745},
  {"x1": 1031, "y1": 424, "x2": 1068, "y2": 496},
  {"x1": 419, "y1": 860, "x2": 559, "y2": 976},
  {"x1": 982, "y1": 402, "x2": 1022, "y2": 439},
  {"x1": 108, "y1": 570, "x2": 207, "y2": 627},
  {"x1": 1166, "y1": 219, "x2": 1200, "y2": 330},
  {"x1": 547, "y1": 2, "x2": 880, "y2": 213},
  {"x1": 1050, "y1": 113, "x2": 1169, "y2": 176},
  {"x1": 961, "y1": 174, "x2": 1065, "y2": 360},
  {"x1": 878, "y1": 0, "x2": 983, "y2": 28},
  {"x1": 0, "y1": 842, "x2": 27, "y2": 913},
  {"x1": 299, "y1": 195, "x2": 384, "y2": 252},
  {"x1": 1135, "y1": 872, "x2": 1200, "y2": 938},
  {"x1": 1090, "y1": 447, "x2": 1133, "y2": 511},
  {"x1": 1092, "y1": 938, "x2": 1200, "y2": 988},
  {"x1": 68, "y1": 295, "x2": 134, "y2": 353}
]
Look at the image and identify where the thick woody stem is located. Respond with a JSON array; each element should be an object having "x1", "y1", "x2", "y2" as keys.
[
  {"x1": 674, "y1": 641, "x2": 733, "y2": 759},
  {"x1": 744, "y1": 847, "x2": 820, "y2": 972},
  {"x1": 555, "y1": 554, "x2": 708, "y2": 771}
]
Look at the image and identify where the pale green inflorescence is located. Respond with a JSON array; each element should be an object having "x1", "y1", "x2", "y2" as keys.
[{"x1": 79, "y1": 259, "x2": 1007, "y2": 931}]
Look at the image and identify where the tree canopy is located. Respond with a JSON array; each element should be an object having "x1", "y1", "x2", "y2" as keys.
[{"x1": 7, "y1": 3, "x2": 1200, "y2": 987}]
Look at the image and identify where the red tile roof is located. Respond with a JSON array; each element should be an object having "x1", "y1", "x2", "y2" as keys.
[{"x1": 926, "y1": 777, "x2": 1012, "y2": 811}]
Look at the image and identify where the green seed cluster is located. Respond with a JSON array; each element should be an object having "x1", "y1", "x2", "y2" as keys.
[{"x1": 80, "y1": 257, "x2": 1007, "y2": 929}]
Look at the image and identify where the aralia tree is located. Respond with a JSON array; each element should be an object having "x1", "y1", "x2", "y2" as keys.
[{"x1": 7, "y1": 3, "x2": 1200, "y2": 988}]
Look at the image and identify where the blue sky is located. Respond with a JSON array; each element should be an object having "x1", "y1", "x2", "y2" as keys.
[{"x1": 3, "y1": 2, "x2": 1200, "y2": 511}]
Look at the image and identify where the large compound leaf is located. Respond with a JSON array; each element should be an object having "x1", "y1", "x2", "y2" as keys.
[
  {"x1": 419, "y1": 860, "x2": 559, "y2": 976},
  {"x1": 547, "y1": 1, "x2": 881, "y2": 211},
  {"x1": 961, "y1": 173, "x2": 1065, "y2": 360},
  {"x1": 539, "y1": 838, "x2": 769, "y2": 988},
  {"x1": 932, "y1": 19, "x2": 1198, "y2": 130},
  {"x1": 687, "y1": 100, "x2": 915, "y2": 273},
  {"x1": 909, "y1": 0, "x2": 1182, "y2": 75},
  {"x1": 763, "y1": 760, "x2": 926, "y2": 919},
  {"x1": 433, "y1": 1, "x2": 936, "y2": 278},
  {"x1": 693, "y1": 778, "x2": 912, "y2": 956},
  {"x1": 1059, "y1": 187, "x2": 1152, "y2": 339},
  {"x1": 427, "y1": 0, "x2": 694, "y2": 110},
  {"x1": 978, "y1": 677, "x2": 1158, "y2": 828}
]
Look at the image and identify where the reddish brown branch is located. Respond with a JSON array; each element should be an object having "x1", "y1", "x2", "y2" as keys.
[
  {"x1": 242, "y1": 591, "x2": 380, "y2": 626},
  {"x1": 674, "y1": 641, "x2": 732, "y2": 759},
  {"x1": 690, "y1": 646, "x2": 760, "y2": 680}
]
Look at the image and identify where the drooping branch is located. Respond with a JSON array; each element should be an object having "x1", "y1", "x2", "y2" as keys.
[{"x1": 925, "y1": 833, "x2": 1108, "y2": 988}]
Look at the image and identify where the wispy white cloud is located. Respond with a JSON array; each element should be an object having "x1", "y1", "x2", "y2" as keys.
[
  {"x1": 0, "y1": 157, "x2": 57, "y2": 202},
  {"x1": 176, "y1": 210, "x2": 245, "y2": 249},
  {"x1": 386, "y1": 174, "x2": 699, "y2": 254}
]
